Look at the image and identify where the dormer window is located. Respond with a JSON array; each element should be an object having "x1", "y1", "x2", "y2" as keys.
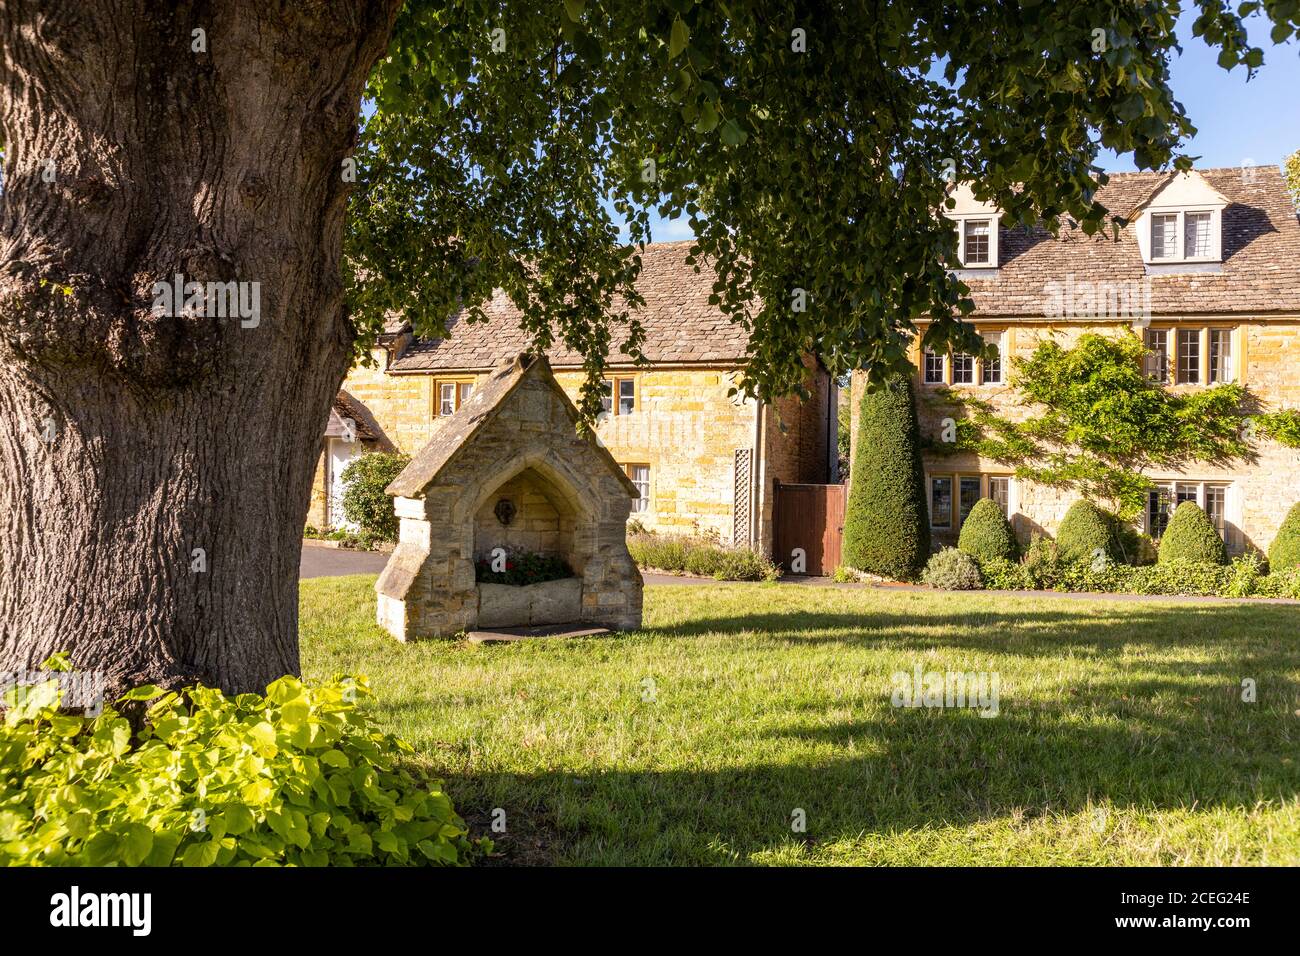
[
  {"x1": 1133, "y1": 171, "x2": 1227, "y2": 267},
  {"x1": 944, "y1": 183, "x2": 1001, "y2": 270}
]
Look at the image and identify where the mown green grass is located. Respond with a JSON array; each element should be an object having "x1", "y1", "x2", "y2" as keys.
[{"x1": 301, "y1": 575, "x2": 1300, "y2": 866}]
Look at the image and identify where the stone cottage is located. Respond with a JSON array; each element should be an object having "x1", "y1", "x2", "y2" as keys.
[
  {"x1": 307, "y1": 241, "x2": 837, "y2": 556},
  {"x1": 850, "y1": 165, "x2": 1300, "y2": 556},
  {"x1": 375, "y1": 353, "x2": 643, "y2": 641}
]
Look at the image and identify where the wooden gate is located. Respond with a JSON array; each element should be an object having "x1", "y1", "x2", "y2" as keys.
[{"x1": 773, "y1": 481, "x2": 845, "y2": 576}]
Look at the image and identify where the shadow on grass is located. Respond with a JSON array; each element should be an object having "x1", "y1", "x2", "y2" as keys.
[
  {"x1": 640, "y1": 601, "x2": 1299, "y2": 655},
  {"x1": 435, "y1": 603, "x2": 1300, "y2": 865},
  {"x1": 445, "y1": 694, "x2": 1300, "y2": 865}
]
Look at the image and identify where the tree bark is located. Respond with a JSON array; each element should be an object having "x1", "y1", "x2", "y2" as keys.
[{"x1": 0, "y1": 0, "x2": 401, "y2": 693}]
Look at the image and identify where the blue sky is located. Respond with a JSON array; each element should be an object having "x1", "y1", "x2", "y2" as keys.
[
  {"x1": 1101, "y1": 12, "x2": 1300, "y2": 172},
  {"x1": 642, "y1": 12, "x2": 1299, "y2": 241}
]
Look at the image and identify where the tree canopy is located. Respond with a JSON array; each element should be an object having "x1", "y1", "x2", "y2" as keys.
[{"x1": 346, "y1": 1, "x2": 1300, "y2": 421}]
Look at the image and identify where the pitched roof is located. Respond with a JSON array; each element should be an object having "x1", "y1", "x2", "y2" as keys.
[
  {"x1": 385, "y1": 353, "x2": 639, "y2": 499},
  {"x1": 389, "y1": 242, "x2": 748, "y2": 372},
  {"x1": 324, "y1": 390, "x2": 386, "y2": 445},
  {"x1": 387, "y1": 167, "x2": 1299, "y2": 375},
  {"x1": 960, "y1": 165, "x2": 1300, "y2": 317}
]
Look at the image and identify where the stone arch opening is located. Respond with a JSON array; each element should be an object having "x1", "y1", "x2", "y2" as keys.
[{"x1": 472, "y1": 464, "x2": 584, "y2": 574}]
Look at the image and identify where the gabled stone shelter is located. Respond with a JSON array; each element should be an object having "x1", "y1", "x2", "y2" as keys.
[{"x1": 375, "y1": 353, "x2": 643, "y2": 641}]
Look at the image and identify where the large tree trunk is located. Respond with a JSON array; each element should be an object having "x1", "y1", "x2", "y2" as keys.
[{"x1": 0, "y1": 1, "x2": 400, "y2": 693}]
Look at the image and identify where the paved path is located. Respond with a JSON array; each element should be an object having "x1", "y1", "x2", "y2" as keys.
[
  {"x1": 300, "y1": 549, "x2": 1299, "y2": 604},
  {"x1": 300, "y1": 542, "x2": 390, "y2": 578}
]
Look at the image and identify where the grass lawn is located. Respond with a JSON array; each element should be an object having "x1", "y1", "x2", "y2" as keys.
[{"x1": 301, "y1": 575, "x2": 1300, "y2": 866}]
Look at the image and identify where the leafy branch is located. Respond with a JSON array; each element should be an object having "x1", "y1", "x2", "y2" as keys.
[{"x1": 923, "y1": 332, "x2": 1258, "y2": 521}]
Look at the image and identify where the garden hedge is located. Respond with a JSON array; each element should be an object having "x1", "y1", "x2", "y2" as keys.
[
  {"x1": 1267, "y1": 502, "x2": 1300, "y2": 571},
  {"x1": 340, "y1": 452, "x2": 410, "y2": 541},
  {"x1": 1055, "y1": 500, "x2": 1120, "y2": 563},
  {"x1": 978, "y1": 552, "x2": 1300, "y2": 599},
  {"x1": 842, "y1": 374, "x2": 930, "y2": 579},
  {"x1": 958, "y1": 498, "x2": 1018, "y2": 562},
  {"x1": 1158, "y1": 501, "x2": 1227, "y2": 565}
]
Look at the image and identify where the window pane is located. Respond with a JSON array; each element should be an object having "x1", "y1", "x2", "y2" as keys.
[
  {"x1": 924, "y1": 348, "x2": 945, "y2": 384},
  {"x1": 1151, "y1": 213, "x2": 1179, "y2": 259},
  {"x1": 930, "y1": 477, "x2": 952, "y2": 528},
  {"x1": 963, "y1": 219, "x2": 990, "y2": 265},
  {"x1": 618, "y1": 378, "x2": 636, "y2": 415},
  {"x1": 958, "y1": 477, "x2": 981, "y2": 525},
  {"x1": 988, "y1": 477, "x2": 1010, "y2": 516},
  {"x1": 439, "y1": 383, "x2": 455, "y2": 416},
  {"x1": 1175, "y1": 482, "x2": 1199, "y2": 507},
  {"x1": 458, "y1": 381, "x2": 474, "y2": 405},
  {"x1": 1184, "y1": 212, "x2": 1212, "y2": 258},
  {"x1": 1177, "y1": 329, "x2": 1200, "y2": 384},
  {"x1": 1148, "y1": 486, "x2": 1173, "y2": 538},
  {"x1": 600, "y1": 379, "x2": 613, "y2": 414},
  {"x1": 1205, "y1": 485, "x2": 1227, "y2": 536},
  {"x1": 951, "y1": 353, "x2": 974, "y2": 384},
  {"x1": 629, "y1": 465, "x2": 650, "y2": 513},
  {"x1": 1144, "y1": 329, "x2": 1169, "y2": 383},
  {"x1": 1209, "y1": 329, "x2": 1233, "y2": 383},
  {"x1": 980, "y1": 332, "x2": 1003, "y2": 384}
]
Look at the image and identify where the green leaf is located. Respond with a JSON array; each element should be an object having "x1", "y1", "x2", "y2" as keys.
[
  {"x1": 563, "y1": 0, "x2": 585, "y2": 21},
  {"x1": 669, "y1": 17, "x2": 689, "y2": 58},
  {"x1": 719, "y1": 119, "x2": 747, "y2": 146},
  {"x1": 248, "y1": 721, "x2": 278, "y2": 753},
  {"x1": 181, "y1": 838, "x2": 222, "y2": 867},
  {"x1": 119, "y1": 684, "x2": 164, "y2": 701},
  {"x1": 695, "y1": 101, "x2": 719, "y2": 134},
  {"x1": 220, "y1": 803, "x2": 256, "y2": 836},
  {"x1": 40, "y1": 651, "x2": 73, "y2": 672},
  {"x1": 122, "y1": 823, "x2": 154, "y2": 866}
]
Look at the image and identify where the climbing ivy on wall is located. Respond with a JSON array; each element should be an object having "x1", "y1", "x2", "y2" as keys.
[{"x1": 922, "y1": 331, "x2": 1284, "y2": 522}]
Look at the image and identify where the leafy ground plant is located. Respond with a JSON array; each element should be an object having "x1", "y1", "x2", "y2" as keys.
[{"x1": 0, "y1": 665, "x2": 485, "y2": 867}]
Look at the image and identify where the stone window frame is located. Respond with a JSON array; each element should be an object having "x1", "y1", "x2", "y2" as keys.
[
  {"x1": 432, "y1": 376, "x2": 477, "y2": 417},
  {"x1": 1145, "y1": 479, "x2": 1233, "y2": 544},
  {"x1": 1147, "y1": 207, "x2": 1222, "y2": 264},
  {"x1": 926, "y1": 471, "x2": 1015, "y2": 530},
  {"x1": 951, "y1": 214, "x2": 999, "y2": 269},
  {"x1": 1142, "y1": 323, "x2": 1242, "y2": 387},
  {"x1": 920, "y1": 328, "x2": 1008, "y2": 389},
  {"x1": 601, "y1": 374, "x2": 639, "y2": 416},
  {"x1": 621, "y1": 462, "x2": 651, "y2": 513}
]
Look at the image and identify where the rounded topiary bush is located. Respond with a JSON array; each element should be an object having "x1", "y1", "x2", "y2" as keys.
[
  {"x1": 340, "y1": 452, "x2": 410, "y2": 541},
  {"x1": 920, "y1": 547, "x2": 984, "y2": 590},
  {"x1": 1267, "y1": 502, "x2": 1300, "y2": 572},
  {"x1": 1158, "y1": 501, "x2": 1227, "y2": 565},
  {"x1": 842, "y1": 374, "x2": 930, "y2": 580},
  {"x1": 1055, "y1": 500, "x2": 1120, "y2": 564},
  {"x1": 957, "y1": 498, "x2": 1018, "y2": 562}
]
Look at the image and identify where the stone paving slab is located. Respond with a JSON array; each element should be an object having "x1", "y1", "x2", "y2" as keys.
[{"x1": 466, "y1": 624, "x2": 611, "y2": 644}]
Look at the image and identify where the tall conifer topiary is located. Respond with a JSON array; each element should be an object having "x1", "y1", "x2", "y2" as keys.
[{"x1": 842, "y1": 374, "x2": 930, "y2": 579}]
